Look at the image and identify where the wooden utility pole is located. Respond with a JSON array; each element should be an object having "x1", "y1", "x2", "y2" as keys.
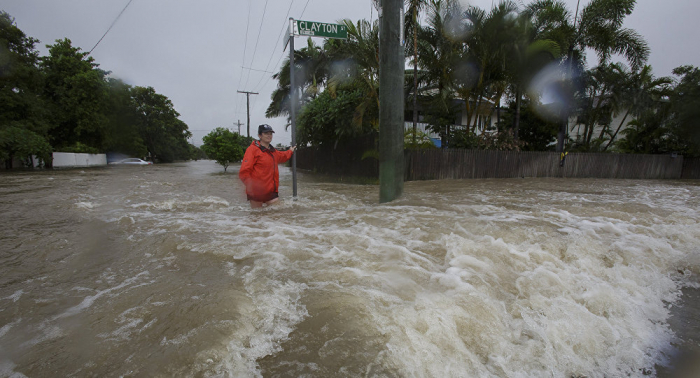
[
  {"x1": 237, "y1": 91, "x2": 258, "y2": 138},
  {"x1": 378, "y1": 0, "x2": 405, "y2": 203},
  {"x1": 234, "y1": 119, "x2": 244, "y2": 134}
]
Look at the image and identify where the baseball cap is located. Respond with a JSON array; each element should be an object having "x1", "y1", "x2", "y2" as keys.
[{"x1": 258, "y1": 124, "x2": 275, "y2": 134}]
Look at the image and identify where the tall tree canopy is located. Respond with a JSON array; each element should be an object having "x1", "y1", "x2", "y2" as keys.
[
  {"x1": 0, "y1": 11, "x2": 52, "y2": 167},
  {"x1": 0, "y1": 11, "x2": 195, "y2": 168},
  {"x1": 40, "y1": 38, "x2": 109, "y2": 153},
  {"x1": 201, "y1": 127, "x2": 249, "y2": 171},
  {"x1": 132, "y1": 86, "x2": 192, "y2": 163}
]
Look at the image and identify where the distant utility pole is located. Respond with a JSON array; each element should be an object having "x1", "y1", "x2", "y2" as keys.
[
  {"x1": 378, "y1": 0, "x2": 405, "y2": 203},
  {"x1": 234, "y1": 119, "x2": 244, "y2": 134},
  {"x1": 237, "y1": 91, "x2": 258, "y2": 138}
]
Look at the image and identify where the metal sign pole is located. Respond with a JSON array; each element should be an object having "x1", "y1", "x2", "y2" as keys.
[
  {"x1": 284, "y1": 18, "x2": 346, "y2": 201},
  {"x1": 289, "y1": 18, "x2": 298, "y2": 199}
]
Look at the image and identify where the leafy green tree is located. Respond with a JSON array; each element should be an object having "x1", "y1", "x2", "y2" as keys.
[
  {"x1": 615, "y1": 105, "x2": 671, "y2": 154},
  {"x1": 0, "y1": 11, "x2": 52, "y2": 167},
  {"x1": 103, "y1": 78, "x2": 147, "y2": 157},
  {"x1": 266, "y1": 38, "x2": 332, "y2": 121},
  {"x1": 405, "y1": 0, "x2": 430, "y2": 144},
  {"x1": 40, "y1": 38, "x2": 109, "y2": 152},
  {"x1": 526, "y1": 0, "x2": 649, "y2": 150},
  {"x1": 297, "y1": 85, "x2": 377, "y2": 148},
  {"x1": 404, "y1": 129, "x2": 436, "y2": 149},
  {"x1": 268, "y1": 18, "x2": 381, "y2": 140},
  {"x1": 668, "y1": 65, "x2": 700, "y2": 156},
  {"x1": 603, "y1": 64, "x2": 672, "y2": 151},
  {"x1": 500, "y1": 98, "x2": 558, "y2": 150},
  {"x1": 459, "y1": 1, "x2": 517, "y2": 134},
  {"x1": 325, "y1": 19, "x2": 381, "y2": 131},
  {"x1": 615, "y1": 65, "x2": 700, "y2": 156},
  {"x1": 569, "y1": 63, "x2": 627, "y2": 151},
  {"x1": 505, "y1": 9, "x2": 561, "y2": 139},
  {"x1": 0, "y1": 125, "x2": 52, "y2": 168},
  {"x1": 201, "y1": 127, "x2": 246, "y2": 171},
  {"x1": 131, "y1": 86, "x2": 191, "y2": 163},
  {"x1": 188, "y1": 143, "x2": 207, "y2": 161},
  {"x1": 415, "y1": 0, "x2": 462, "y2": 146}
]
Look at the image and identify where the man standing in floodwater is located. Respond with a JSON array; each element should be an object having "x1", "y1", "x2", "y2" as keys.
[{"x1": 239, "y1": 124, "x2": 296, "y2": 208}]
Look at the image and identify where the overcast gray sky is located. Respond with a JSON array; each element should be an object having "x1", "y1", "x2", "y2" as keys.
[{"x1": 2, "y1": 0, "x2": 697, "y2": 146}]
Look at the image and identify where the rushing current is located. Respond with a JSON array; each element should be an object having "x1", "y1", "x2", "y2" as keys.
[{"x1": 0, "y1": 160, "x2": 699, "y2": 377}]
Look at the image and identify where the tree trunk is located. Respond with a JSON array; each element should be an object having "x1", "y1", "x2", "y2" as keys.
[
  {"x1": 473, "y1": 93, "x2": 484, "y2": 134},
  {"x1": 513, "y1": 86, "x2": 521, "y2": 140},
  {"x1": 603, "y1": 108, "x2": 631, "y2": 151},
  {"x1": 412, "y1": 8, "x2": 418, "y2": 145}
]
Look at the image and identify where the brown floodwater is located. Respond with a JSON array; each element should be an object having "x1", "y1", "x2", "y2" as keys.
[{"x1": 0, "y1": 160, "x2": 699, "y2": 377}]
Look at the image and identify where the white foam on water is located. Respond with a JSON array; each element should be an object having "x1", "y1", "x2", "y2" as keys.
[
  {"x1": 0, "y1": 318, "x2": 21, "y2": 339},
  {"x1": 0, "y1": 361, "x2": 28, "y2": 378},
  {"x1": 130, "y1": 196, "x2": 230, "y2": 212},
  {"x1": 214, "y1": 280, "x2": 309, "y2": 377},
  {"x1": 75, "y1": 202, "x2": 95, "y2": 210},
  {"x1": 75, "y1": 172, "x2": 700, "y2": 376},
  {"x1": 4, "y1": 290, "x2": 23, "y2": 303},
  {"x1": 54, "y1": 271, "x2": 151, "y2": 320},
  {"x1": 96, "y1": 305, "x2": 158, "y2": 343},
  {"x1": 19, "y1": 321, "x2": 65, "y2": 349}
]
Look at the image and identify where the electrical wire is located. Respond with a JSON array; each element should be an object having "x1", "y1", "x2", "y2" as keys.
[
  {"x1": 251, "y1": 0, "x2": 313, "y2": 95},
  {"x1": 88, "y1": 0, "x2": 135, "y2": 54},
  {"x1": 250, "y1": 0, "x2": 297, "y2": 93},
  {"x1": 235, "y1": 0, "x2": 254, "y2": 117},
  {"x1": 242, "y1": 0, "x2": 271, "y2": 90},
  {"x1": 301, "y1": 0, "x2": 312, "y2": 18},
  {"x1": 243, "y1": 0, "x2": 312, "y2": 118}
]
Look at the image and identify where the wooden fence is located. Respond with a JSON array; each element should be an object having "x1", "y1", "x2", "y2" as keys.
[
  {"x1": 682, "y1": 157, "x2": 700, "y2": 179},
  {"x1": 405, "y1": 150, "x2": 688, "y2": 180},
  {"x1": 295, "y1": 143, "x2": 379, "y2": 178},
  {"x1": 296, "y1": 148, "x2": 699, "y2": 180}
]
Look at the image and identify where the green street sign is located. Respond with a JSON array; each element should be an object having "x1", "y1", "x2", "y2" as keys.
[{"x1": 293, "y1": 20, "x2": 347, "y2": 39}]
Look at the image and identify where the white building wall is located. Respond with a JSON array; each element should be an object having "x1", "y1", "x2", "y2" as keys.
[
  {"x1": 52, "y1": 152, "x2": 107, "y2": 168},
  {"x1": 568, "y1": 110, "x2": 632, "y2": 142}
]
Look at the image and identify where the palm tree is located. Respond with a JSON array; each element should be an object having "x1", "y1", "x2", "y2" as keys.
[
  {"x1": 525, "y1": 0, "x2": 649, "y2": 151},
  {"x1": 505, "y1": 8, "x2": 561, "y2": 140},
  {"x1": 603, "y1": 64, "x2": 673, "y2": 150},
  {"x1": 265, "y1": 38, "x2": 331, "y2": 122},
  {"x1": 325, "y1": 18, "x2": 381, "y2": 130},
  {"x1": 574, "y1": 63, "x2": 627, "y2": 150},
  {"x1": 415, "y1": 0, "x2": 463, "y2": 146},
  {"x1": 405, "y1": 0, "x2": 430, "y2": 144},
  {"x1": 459, "y1": 1, "x2": 515, "y2": 134}
]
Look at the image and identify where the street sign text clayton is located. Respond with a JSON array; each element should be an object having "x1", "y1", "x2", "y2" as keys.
[{"x1": 293, "y1": 20, "x2": 348, "y2": 39}]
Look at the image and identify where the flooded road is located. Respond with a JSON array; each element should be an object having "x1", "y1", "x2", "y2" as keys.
[{"x1": 1, "y1": 160, "x2": 699, "y2": 377}]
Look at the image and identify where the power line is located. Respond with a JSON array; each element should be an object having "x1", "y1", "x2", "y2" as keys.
[
  {"x1": 252, "y1": 54, "x2": 286, "y2": 96},
  {"x1": 235, "y1": 0, "x2": 254, "y2": 116},
  {"x1": 251, "y1": 0, "x2": 313, "y2": 96},
  {"x1": 301, "y1": 0, "x2": 312, "y2": 18},
  {"x1": 242, "y1": 66, "x2": 275, "y2": 74},
  {"x1": 251, "y1": 0, "x2": 296, "y2": 93},
  {"x1": 89, "y1": 0, "x2": 135, "y2": 54},
  {"x1": 243, "y1": 0, "x2": 271, "y2": 90},
  {"x1": 241, "y1": 0, "x2": 313, "y2": 115}
]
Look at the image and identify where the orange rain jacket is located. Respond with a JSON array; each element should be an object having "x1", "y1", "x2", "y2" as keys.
[{"x1": 239, "y1": 141, "x2": 294, "y2": 201}]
